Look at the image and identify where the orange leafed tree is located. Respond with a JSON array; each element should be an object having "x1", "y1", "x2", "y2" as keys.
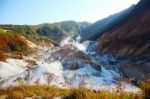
[
  {"x1": 0, "y1": 51, "x2": 6, "y2": 62},
  {"x1": 0, "y1": 29, "x2": 28, "y2": 52}
]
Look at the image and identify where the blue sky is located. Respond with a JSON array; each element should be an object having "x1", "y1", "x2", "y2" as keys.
[{"x1": 0, "y1": 0, "x2": 140, "y2": 25}]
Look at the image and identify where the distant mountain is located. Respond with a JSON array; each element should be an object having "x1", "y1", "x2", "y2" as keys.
[
  {"x1": 78, "y1": 21, "x2": 92, "y2": 33},
  {"x1": 80, "y1": 5, "x2": 135, "y2": 42},
  {"x1": 96, "y1": 0, "x2": 150, "y2": 59},
  {"x1": 0, "y1": 21, "x2": 91, "y2": 45},
  {"x1": 37, "y1": 21, "x2": 91, "y2": 42}
]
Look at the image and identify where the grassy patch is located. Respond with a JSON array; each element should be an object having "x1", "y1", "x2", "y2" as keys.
[
  {"x1": 0, "y1": 85, "x2": 143, "y2": 99},
  {"x1": 139, "y1": 79, "x2": 150, "y2": 99}
]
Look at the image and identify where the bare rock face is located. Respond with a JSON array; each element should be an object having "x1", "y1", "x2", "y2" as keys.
[
  {"x1": 96, "y1": 0, "x2": 150, "y2": 59},
  {"x1": 48, "y1": 44, "x2": 101, "y2": 71},
  {"x1": 121, "y1": 64, "x2": 150, "y2": 82}
]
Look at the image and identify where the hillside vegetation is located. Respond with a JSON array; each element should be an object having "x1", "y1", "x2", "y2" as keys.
[
  {"x1": 0, "y1": 21, "x2": 91, "y2": 45},
  {"x1": 0, "y1": 29, "x2": 28, "y2": 52}
]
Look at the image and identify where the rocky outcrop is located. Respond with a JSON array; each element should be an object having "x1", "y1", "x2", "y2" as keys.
[{"x1": 47, "y1": 44, "x2": 101, "y2": 71}]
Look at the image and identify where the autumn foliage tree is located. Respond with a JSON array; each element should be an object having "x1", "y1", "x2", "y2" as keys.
[
  {"x1": 0, "y1": 51, "x2": 6, "y2": 62},
  {"x1": 0, "y1": 29, "x2": 28, "y2": 52}
]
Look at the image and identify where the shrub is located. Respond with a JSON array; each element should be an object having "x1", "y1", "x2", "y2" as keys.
[
  {"x1": 0, "y1": 29, "x2": 28, "y2": 52},
  {"x1": 0, "y1": 51, "x2": 6, "y2": 62},
  {"x1": 139, "y1": 79, "x2": 150, "y2": 99},
  {"x1": 10, "y1": 53, "x2": 23, "y2": 59},
  {"x1": 25, "y1": 60, "x2": 37, "y2": 65}
]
